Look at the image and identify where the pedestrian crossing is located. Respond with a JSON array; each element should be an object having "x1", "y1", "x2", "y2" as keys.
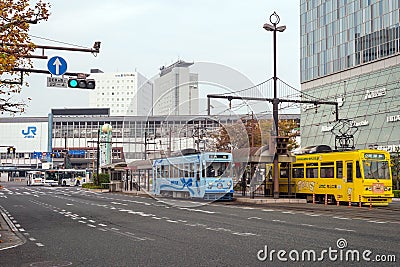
[{"x1": 0, "y1": 186, "x2": 90, "y2": 198}]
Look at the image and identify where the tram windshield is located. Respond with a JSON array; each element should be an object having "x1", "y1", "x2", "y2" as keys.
[
  {"x1": 206, "y1": 162, "x2": 232, "y2": 178},
  {"x1": 363, "y1": 160, "x2": 390, "y2": 179}
]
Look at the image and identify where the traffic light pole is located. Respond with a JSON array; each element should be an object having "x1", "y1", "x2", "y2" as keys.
[{"x1": 4, "y1": 41, "x2": 101, "y2": 85}]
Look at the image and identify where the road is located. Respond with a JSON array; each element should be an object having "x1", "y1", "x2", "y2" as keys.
[{"x1": 0, "y1": 182, "x2": 399, "y2": 266}]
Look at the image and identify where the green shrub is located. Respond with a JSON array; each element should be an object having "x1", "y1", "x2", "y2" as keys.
[
  {"x1": 82, "y1": 183, "x2": 103, "y2": 189},
  {"x1": 92, "y1": 173, "x2": 110, "y2": 185},
  {"x1": 393, "y1": 190, "x2": 400, "y2": 198}
]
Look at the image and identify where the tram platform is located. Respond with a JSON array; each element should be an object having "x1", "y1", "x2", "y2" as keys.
[
  {"x1": 234, "y1": 196, "x2": 307, "y2": 204},
  {"x1": 111, "y1": 187, "x2": 307, "y2": 204}
]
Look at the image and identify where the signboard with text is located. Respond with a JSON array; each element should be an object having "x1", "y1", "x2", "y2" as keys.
[{"x1": 47, "y1": 77, "x2": 68, "y2": 88}]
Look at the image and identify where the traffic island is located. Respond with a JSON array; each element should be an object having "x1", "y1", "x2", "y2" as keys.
[{"x1": 0, "y1": 211, "x2": 25, "y2": 251}]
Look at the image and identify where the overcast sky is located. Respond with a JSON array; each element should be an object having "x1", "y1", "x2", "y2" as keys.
[{"x1": 14, "y1": 0, "x2": 300, "y2": 116}]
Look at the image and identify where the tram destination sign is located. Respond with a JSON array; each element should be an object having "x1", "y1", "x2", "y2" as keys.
[{"x1": 47, "y1": 76, "x2": 68, "y2": 88}]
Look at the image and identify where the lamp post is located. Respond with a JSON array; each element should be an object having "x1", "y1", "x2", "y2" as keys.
[
  {"x1": 263, "y1": 11, "x2": 286, "y2": 199},
  {"x1": 96, "y1": 127, "x2": 100, "y2": 185}
]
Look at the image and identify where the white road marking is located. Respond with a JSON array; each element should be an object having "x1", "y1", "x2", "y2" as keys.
[
  {"x1": 300, "y1": 224, "x2": 314, "y2": 227},
  {"x1": 334, "y1": 228, "x2": 356, "y2": 232},
  {"x1": 248, "y1": 217, "x2": 262, "y2": 220},
  {"x1": 36, "y1": 243, "x2": 45, "y2": 247}
]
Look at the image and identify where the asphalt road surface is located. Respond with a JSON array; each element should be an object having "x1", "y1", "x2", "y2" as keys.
[{"x1": 0, "y1": 182, "x2": 399, "y2": 266}]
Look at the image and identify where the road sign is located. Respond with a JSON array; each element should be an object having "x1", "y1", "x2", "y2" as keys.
[
  {"x1": 47, "y1": 76, "x2": 68, "y2": 88},
  {"x1": 47, "y1": 56, "x2": 67, "y2": 76}
]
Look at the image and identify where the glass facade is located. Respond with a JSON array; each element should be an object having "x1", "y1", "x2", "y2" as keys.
[
  {"x1": 301, "y1": 63, "x2": 400, "y2": 151},
  {"x1": 301, "y1": 0, "x2": 400, "y2": 82},
  {"x1": 300, "y1": 0, "x2": 400, "y2": 151}
]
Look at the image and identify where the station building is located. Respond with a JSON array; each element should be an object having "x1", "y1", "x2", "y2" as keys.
[
  {"x1": 300, "y1": 0, "x2": 400, "y2": 151},
  {"x1": 0, "y1": 108, "x2": 300, "y2": 172}
]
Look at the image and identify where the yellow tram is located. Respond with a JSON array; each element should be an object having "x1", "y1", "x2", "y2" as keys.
[{"x1": 277, "y1": 146, "x2": 394, "y2": 206}]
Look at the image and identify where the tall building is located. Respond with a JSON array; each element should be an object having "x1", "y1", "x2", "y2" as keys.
[
  {"x1": 300, "y1": 0, "x2": 400, "y2": 151},
  {"x1": 153, "y1": 60, "x2": 199, "y2": 115},
  {"x1": 88, "y1": 70, "x2": 153, "y2": 116}
]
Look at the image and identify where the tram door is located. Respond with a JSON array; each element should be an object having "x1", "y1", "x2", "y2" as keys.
[{"x1": 345, "y1": 161, "x2": 354, "y2": 200}]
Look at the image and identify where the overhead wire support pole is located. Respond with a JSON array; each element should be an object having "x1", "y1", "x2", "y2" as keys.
[{"x1": 207, "y1": 94, "x2": 339, "y2": 121}]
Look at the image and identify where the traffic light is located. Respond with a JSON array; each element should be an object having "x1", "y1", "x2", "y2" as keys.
[
  {"x1": 68, "y1": 78, "x2": 95, "y2": 89},
  {"x1": 7, "y1": 146, "x2": 15, "y2": 154},
  {"x1": 276, "y1": 136, "x2": 289, "y2": 155}
]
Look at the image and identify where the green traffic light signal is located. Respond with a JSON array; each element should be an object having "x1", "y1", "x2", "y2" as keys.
[
  {"x1": 68, "y1": 78, "x2": 95, "y2": 89},
  {"x1": 68, "y1": 79, "x2": 78, "y2": 88}
]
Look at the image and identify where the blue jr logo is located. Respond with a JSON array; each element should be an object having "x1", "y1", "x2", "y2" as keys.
[{"x1": 22, "y1": 126, "x2": 37, "y2": 139}]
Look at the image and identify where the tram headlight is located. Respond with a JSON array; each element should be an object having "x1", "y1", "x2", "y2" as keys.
[
  {"x1": 365, "y1": 186, "x2": 372, "y2": 191},
  {"x1": 384, "y1": 186, "x2": 391, "y2": 191}
]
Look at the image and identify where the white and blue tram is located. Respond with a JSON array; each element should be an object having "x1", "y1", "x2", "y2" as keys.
[{"x1": 153, "y1": 151, "x2": 234, "y2": 200}]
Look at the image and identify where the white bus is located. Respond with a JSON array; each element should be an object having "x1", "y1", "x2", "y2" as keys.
[
  {"x1": 26, "y1": 171, "x2": 44, "y2": 186},
  {"x1": 44, "y1": 169, "x2": 89, "y2": 186}
]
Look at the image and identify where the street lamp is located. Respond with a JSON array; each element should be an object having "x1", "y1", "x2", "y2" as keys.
[{"x1": 263, "y1": 11, "x2": 286, "y2": 199}]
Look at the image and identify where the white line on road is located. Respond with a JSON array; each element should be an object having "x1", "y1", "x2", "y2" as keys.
[
  {"x1": 36, "y1": 243, "x2": 45, "y2": 247},
  {"x1": 334, "y1": 228, "x2": 356, "y2": 232},
  {"x1": 248, "y1": 217, "x2": 262, "y2": 220}
]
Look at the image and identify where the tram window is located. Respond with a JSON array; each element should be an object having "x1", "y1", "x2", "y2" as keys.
[
  {"x1": 320, "y1": 167, "x2": 334, "y2": 178},
  {"x1": 280, "y1": 163, "x2": 289, "y2": 178},
  {"x1": 346, "y1": 162, "x2": 353, "y2": 182},
  {"x1": 184, "y1": 163, "x2": 189, "y2": 177},
  {"x1": 306, "y1": 163, "x2": 318, "y2": 178},
  {"x1": 179, "y1": 164, "x2": 184, "y2": 177},
  {"x1": 292, "y1": 164, "x2": 304, "y2": 178},
  {"x1": 336, "y1": 161, "x2": 343, "y2": 178},
  {"x1": 292, "y1": 168, "x2": 304, "y2": 178},
  {"x1": 356, "y1": 161, "x2": 362, "y2": 178},
  {"x1": 207, "y1": 165, "x2": 215, "y2": 177},
  {"x1": 320, "y1": 162, "x2": 334, "y2": 178}
]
